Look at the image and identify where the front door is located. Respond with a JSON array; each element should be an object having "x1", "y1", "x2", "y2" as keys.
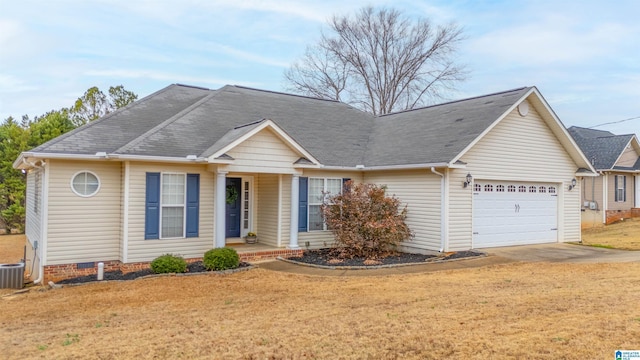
[{"x1": 225, "y1": 178, "x2": 242, "y2": 238}]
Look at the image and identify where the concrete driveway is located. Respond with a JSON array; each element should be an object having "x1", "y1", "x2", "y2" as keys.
[{"x1": 482, "y1": 243, "x2": 640, "y2": 263}]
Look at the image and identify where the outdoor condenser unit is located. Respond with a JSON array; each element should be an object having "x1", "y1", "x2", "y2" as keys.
[{"x1": 0, "y1": 263, "x2": 25, "y2": 289}]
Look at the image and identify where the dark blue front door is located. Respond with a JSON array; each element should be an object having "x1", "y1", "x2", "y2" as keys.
[{"x1": 225, "y1": 178, "x2": 241, "y2": 238}]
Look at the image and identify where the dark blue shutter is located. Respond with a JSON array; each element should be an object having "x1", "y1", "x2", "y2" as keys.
[
  {"x1": 298, "y1": 177, "x2": 308, "y2": 232},
  {"x1": 342, "y1": 178, "x2": 351, "y2": 192},
  {"x1": 145, "y1": 173, "x2": 160, "y2": 239},
  {"x1": 186, "y1": 174, "x2": 200, "y2": 238},
  {"x1": 623, "y1": 176, "x2": 627, "y2": 202},
  {"x1": 615, "y1": 176, "x2": 619, "y2": 202}
]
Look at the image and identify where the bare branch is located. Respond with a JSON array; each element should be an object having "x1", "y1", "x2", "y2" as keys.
[{"x1": 283, "y1": 6, "x2": 467, "y2": 115}]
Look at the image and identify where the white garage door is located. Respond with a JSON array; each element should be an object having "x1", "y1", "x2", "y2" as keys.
[{"x1": 473, "y1": 181, "x2": 558, "y2": 248}]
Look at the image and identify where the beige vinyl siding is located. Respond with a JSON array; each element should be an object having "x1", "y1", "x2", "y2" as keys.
[
  {"x1": 25, "y1": 168, "x2": 42, "y2": 247},
  {"x1": 364, "y1": 170, "x2": 442, "y2": 252},
  {"x1": 451, "y1": 99, "x2": 582, "y2": 250},
  {"x1": 127, "y1": 162, "x2": 214, "y2": 263},
  {"x1": 607, "y1": 173, "x2": 635, "y2": 210},
  {"x1": 226, "y1": 128, "x2": 302, "y2": 174},
  {"x1": 256, "y1": 173, "x2": 279, "y2": 246},
  {"x1": 582, "y1": 176, "x2": 604, "y2": 210},
  {"x1": 580, "y1": 175, "x2": 605, "y2": 226},
  {"x1": 46, "y1": 160, "x2": 122, "y2": 265},
  {"x1": 616, "y1": 145, "x2": 639, "y2": 167},
  {"x1": 298, "y1": 170, "x2": 364, "y2": 249},
  {"x1": 25, "y1": 168, "x2": 43, "y2": 280}
]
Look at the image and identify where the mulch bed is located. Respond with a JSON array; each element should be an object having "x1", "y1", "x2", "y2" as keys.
[
  {"x1": 289, "y1": 248, "x2": 483, "y2": 267},
  {"x1": 57, "y1": 261, "x2": 251, "y2": 285}
]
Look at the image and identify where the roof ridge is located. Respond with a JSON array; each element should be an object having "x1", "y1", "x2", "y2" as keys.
[
  {"x1": 32, "y1": 84, "x2": 179, "y2": 153},
  {"x1": 230, "y1": 85, "x2": 342, "y2": 103},
  {"x1": 174, "y1": 83, "x2": 212, "y2": 91},
  {"x1": 377, "y1": 86, "x2": 531, "y2": 118},
  {"x1": 114, "y1": 90, "x2": 220, "y2": 154}
]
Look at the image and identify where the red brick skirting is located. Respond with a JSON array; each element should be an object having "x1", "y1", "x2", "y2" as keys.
[
  {"x1": 605, "y1": 208, "x2": 640, "y2": 225},
  {"x1": 42, "y1": 249, "x2": 304, "y2": 283}
]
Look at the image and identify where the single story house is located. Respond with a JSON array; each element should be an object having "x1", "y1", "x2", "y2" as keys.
[
  {"x1": 568, "y1": 126, "x2": 640, "y2": 225},
  {"x1": 15, "y1": 84, "x2": 596, "y2": 282}
]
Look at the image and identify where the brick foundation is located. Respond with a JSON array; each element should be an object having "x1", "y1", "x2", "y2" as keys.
[
  {"x1": 605, "y1": 208, "x2": 640, "y2": 225},
  {"x1": 43, "y1": 249, "x2": 304, "y2": 283}
]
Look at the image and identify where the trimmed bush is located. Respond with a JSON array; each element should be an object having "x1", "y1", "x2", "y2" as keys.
[
  {"x1": 203, "y1": 247, "x2": 240, "y2": 271},
  {"x1": 150, "y1": 254, "x2": 187, "y2": 274}
]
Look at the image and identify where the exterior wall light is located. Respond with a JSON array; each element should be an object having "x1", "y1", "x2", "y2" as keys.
[
  {"x1": 568, "y1": 178, "x2": 577, "y2": 191},
  {"x1": 463, "y1": 173, "x2": 473, "y2": 188}
]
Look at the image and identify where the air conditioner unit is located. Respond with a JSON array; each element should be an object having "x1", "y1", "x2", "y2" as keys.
[{"x1": 0, "y1": 263, "x2": 25, "y2": 289}]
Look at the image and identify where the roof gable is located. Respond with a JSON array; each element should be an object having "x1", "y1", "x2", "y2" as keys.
[
  {"x1": 205, "y1": 119, "x2": 320, "y2": 166},
  {"x1": 449, "y1": 88, "x2": 595, "y2": 173},
  {"x1": 568, "y1": 126, "x2": 639, "y2": 170}
]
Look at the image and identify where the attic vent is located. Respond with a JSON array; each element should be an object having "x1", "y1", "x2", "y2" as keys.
[
  {"x1": 484, "y1": 101, "x2": 494, "y2": 104},
  {"x1": 517, "y1": 102, "x2": 529, "y2": 116},
  {"x1": 455, "y1": 118, "x2": 464, "y2": 122}
]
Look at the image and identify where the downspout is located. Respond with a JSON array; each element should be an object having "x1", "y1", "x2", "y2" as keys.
[{"x1": 430, "y1": 167, "x2": 446, "y2": 252}]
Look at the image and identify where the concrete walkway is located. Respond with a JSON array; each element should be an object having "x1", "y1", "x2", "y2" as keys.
[
  {"x1": 483, "y1": 243, "x2": 640, "y2": 263},
  {"x1": 257, "y1": 243, "x2": 640, "y2": 276}
]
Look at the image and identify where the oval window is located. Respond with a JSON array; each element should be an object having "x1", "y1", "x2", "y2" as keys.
[{"x1": 71, "y1": 171, "x2": 100, "y2": 197}]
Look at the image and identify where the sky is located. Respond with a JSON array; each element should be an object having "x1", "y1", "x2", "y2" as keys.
[{"x1": 1, "y1": 0, "x2": 639, "y2": 137}]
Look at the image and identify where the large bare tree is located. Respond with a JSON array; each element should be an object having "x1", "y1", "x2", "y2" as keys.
[{"x1": 284, "y1": 7, "x2": 466, "y2": 115}]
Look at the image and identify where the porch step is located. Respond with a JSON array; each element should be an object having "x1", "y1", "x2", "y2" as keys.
[{"x1": 239, "y1": 249, "x2": 303, "y2": 263}]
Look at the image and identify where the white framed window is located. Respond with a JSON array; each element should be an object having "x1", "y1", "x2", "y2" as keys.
[
  {"x1": 615, "y1": 175, "x2": 626, "y2": 202},
  {"x1": 70, "y1": 171, "x2": 100, "y2": 197},
  {"x1": 161, "y1": 173, "x2": 186, "y2": 238},
  {"x1": 308, "y1": 178, "x2": 342, "y2": 231}
]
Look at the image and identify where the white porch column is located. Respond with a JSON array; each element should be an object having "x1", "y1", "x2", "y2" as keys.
[
  {"x1": 288, "y1": 174, "x2": 300, "y2": 249},
  {"x1": 635, "y1": 175, "x2": 640, "y2": 208},
  {"x1": 215, "y1": 171, "x2": 227, "y2": 248}
]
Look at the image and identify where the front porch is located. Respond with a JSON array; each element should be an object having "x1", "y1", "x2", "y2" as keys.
[{"x1": 227, "y1": 242, "x2": 303, "y2": 262}]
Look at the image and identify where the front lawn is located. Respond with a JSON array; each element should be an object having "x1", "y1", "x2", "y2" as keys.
[
  {"x1": 582, "y1": 217, "x2": 640, "y2": 250},
  {"x1": 1, "y1": 262, "x2": 639, "y2": 358}
]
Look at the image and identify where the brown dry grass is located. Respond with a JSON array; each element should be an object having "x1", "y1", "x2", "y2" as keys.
[
  {"x1": 581, "y1": 217, "x2": 640, "y2": 250},
  {"x1": 2, "y1": 261, "x2": 639, "y2": 359},
  {"x1": 0, "y1": 234, "x2": 26, "y2": 263}
]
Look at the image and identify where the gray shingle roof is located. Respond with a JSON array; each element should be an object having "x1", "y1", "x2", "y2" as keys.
[
  {"x1": 32, "y1": 84, "x2": 535, "y2": 167},
  {"x1": 568, "y1": 126, "x2": 634, "y2": 170},
  {"x1": 365, "y1": 87, "x2": 532, "y2": 166},
  {"x1": 32, "y1": 84, "x2": 211, "y2": 154}
]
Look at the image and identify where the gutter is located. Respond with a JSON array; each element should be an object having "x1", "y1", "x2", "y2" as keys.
[
  {"x1": 321, "y1": 162, "x2": 455, "y2": 172},
  {"x1": 15, "y1": 152, "x2": 209, "y2": 169},
  {"x1": 430, "y1": 167, "x2": 447, "y2": 252}
]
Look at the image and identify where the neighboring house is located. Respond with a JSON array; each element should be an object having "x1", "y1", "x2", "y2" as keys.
[
  {"x1": 568, "y1": 126, "x2": 640, "y2": 225},
  {"x1": 15, "y1": 85, "x2": 596, "y2": 282}
]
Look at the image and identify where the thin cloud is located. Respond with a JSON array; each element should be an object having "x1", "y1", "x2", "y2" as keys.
[{"x1": 468, "y1": 15, "x2": 630, "y2": 66}]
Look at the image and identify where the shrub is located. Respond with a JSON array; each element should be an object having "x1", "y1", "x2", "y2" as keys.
[
  {"x1": 203, "y1": 247, "x2": 240, "y2": 271},
  {"x1": 150, "y1": 254, "x2": 187, "y2": 274},
  {"x1": 322, "y1": 181, "x2": 413, "y2": 259}
]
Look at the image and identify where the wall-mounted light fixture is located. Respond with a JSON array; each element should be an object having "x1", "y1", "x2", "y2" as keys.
[
  {"x1": 568, "y1": 178, "x2": 577, "y2": 191},
  {"x1": 463, "y1": 173, "x2": 473, "y2": 188}
]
